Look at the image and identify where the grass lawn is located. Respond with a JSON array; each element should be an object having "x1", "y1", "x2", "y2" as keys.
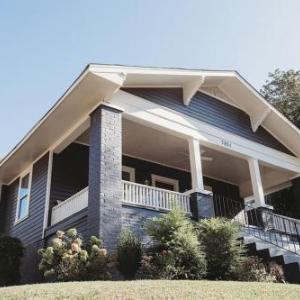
[{"x1": 0, "y1": 280, "x2": 300, "y2": 300}]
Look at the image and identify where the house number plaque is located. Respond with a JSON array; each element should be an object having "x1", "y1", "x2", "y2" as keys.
[{"x1": 221, "y1": 139, "x2": 232, "y2": 148}]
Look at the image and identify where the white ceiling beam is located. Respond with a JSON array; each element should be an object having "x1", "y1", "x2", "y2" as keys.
[
  {"x1": 183, "y1": 76, "x2": 205, "y2": 105},
  {"x1": 250, "y1": 108, "x2": 271, "y2": 132}
]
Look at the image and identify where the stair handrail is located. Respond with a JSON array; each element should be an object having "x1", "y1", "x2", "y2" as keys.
[{"x1": 213, "y1": 194, "x2": 300, "y2": 255}]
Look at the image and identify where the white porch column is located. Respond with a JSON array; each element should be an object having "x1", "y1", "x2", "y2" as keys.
[
  {"x1": 188, "y1": 138, "x2": 204, "y2": 191},
  {"x1": 248, "y1": 158, "x2": 265, "y2": 207}
]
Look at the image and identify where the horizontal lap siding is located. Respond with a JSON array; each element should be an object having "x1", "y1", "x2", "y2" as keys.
[
  {"x1": 0, "y1": 154, "x2": 49, "y2": 283},
  {"x1": 1, "y1": 153, "x2": 49, "y2": 246},
  {"x1": 122, "y1": 88, "x2": 291, "y2": 155}
]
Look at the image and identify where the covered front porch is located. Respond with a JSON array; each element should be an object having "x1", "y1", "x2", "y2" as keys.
[{"x1": 48, "y1": 116, "x2": 297, "y2": 227}]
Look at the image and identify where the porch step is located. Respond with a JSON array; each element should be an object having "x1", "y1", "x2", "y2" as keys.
[{"x1": 240, "y1": 228, "x2": 300, "y2": 283}]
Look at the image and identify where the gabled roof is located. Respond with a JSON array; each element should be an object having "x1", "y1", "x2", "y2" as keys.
[{"x1": 1, "y1": 64, "x2": 300, "y2": 184}]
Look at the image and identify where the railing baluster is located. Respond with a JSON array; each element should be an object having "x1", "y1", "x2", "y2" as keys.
[{"x1": 120, "y1": 180, "x2": 191, "y2": 214}]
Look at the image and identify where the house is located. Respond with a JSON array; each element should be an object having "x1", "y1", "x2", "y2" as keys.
[{"x1": 1, "y1": 64, "x2": 300, "y2": 283}]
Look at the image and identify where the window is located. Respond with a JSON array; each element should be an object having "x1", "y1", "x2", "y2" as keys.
[
  {"x1": 151, "y1": 174, "x2": 179, "y2": 192},
  {"x1": 122, "y1": 166, "x2": 135, "y2": 182},
  {"x1": 16, "y1": 172, "x2": 31, "y2": 222}
]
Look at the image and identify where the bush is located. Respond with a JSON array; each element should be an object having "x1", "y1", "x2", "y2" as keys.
[
  {"x1": 235, "y1": 256, "x2": 285, "y2": 283},
  {"x1": 0, "y1": 235, "x2": 24, "y2": 286},
  {"x1": 140, "y1": 209, "x2": 206, "y2": 279},
  {"x1": 38, "y1": 228, "x2": 111, "y2": 282},
  {"x1": 197, "y1": 218, "x2": 245, "y2": 280},
  {"x1": 117, "y1": 229, "x2": 142, "y2": 280}
]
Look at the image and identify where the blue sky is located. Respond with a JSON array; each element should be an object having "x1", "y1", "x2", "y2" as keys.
[{"x1": 0, "y1": 0, "x2": 300, "y2": 157}]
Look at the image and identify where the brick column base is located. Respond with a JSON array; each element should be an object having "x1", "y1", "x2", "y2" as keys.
[{"x1": 190, "y1": 191, "x2": 215, "y2": 220}]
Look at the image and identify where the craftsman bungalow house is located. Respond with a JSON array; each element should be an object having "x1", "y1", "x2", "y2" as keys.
[{"x1": 1, "y1": 64, "x2": 300, "y2": 283}]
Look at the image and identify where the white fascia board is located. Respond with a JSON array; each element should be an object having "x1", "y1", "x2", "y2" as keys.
[
  {"x1": 183, "y1": 76, "x2": 205, "y2": 105},
  {"x1": 111, "y1": 90, "x2": 300, "y2": 174},
  {"x1": 0, "y1": 66, "x2": 128, "y2": 184},
  {"x1": 0, "y1": 66, "x2": 91, "y2": 171},
  {"x1": 235, "y1": 73, "x2": 300, "y2": 143},
  {"x1": 250, "y1": 108, "x2": 271, "y2": 132},
  {"x1": 89, "y1": 64, "x2": 236, "y2": 77}
]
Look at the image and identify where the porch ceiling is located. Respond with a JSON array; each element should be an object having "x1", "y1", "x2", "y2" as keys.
[
  {"x1": 77, "y1": 118, "x2": 296, "y2": 193},
  {"x1": 77, "y1": 119, "x2": 250, "y2": 185}
]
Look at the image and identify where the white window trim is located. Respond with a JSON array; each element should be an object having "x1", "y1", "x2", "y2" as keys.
[
  {"x1": 151, "y1": 174, "x2": 179, "y2": 192},
  {"x1": 122, "y1": 166, "x2": 135, "y2": 182},
  {"x1": 15, "y1": 167, "x2": 32, "y2": 224}
]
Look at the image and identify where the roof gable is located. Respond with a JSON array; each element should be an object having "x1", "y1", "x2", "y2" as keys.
[
  {"x1": 1, "y1": 64, "x2": 300, "y2": 184},
  {"x1": 122, "y1": 88, "x2": 292, "y2": 155}
]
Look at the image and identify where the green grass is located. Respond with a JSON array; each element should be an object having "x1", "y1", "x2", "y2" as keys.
[{"x1": 0, "y1": 280, "x2": 299, "y2": 300}]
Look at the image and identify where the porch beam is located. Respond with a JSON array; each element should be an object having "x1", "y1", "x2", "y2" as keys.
[
  {"x1": 188, "y1": 138, "x2": 204, "y2": 191},
  {"x1": 248, "y1": 158, "x2": 265, "y2": 207},
  {"x1": 111, "y1": 90, "x2": 300, "y2": 174}
]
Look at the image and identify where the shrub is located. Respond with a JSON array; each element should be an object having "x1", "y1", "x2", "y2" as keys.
[
  {"x1": 197, "y1": 218, "x2": 245, "y2": 280},
  {"x1": 268, "y1": 262, "x2": 285, "y2": 283},
  {"x1": 0, "y1": 235, "x2": 24, "y2": 286},
  {"x1": 85, "y1": 235, "x2": 113, "y2": 281},
  {"x1": 38, "y1": 228, "x2": 111, "y2": 282},
  {"x1": 117, "y1": 229, "x2": 142, "y2": 280},
  {"x1": 140, "y1": 209, "x2": 206, "y2": 279},
  {"x1": 234, "y1": 256, "x2": 282, "y2": 282}
]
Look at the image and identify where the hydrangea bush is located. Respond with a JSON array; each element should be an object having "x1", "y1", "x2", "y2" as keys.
[{"x1": 38, "y1": 229, "x2": 112, "y2": 282}]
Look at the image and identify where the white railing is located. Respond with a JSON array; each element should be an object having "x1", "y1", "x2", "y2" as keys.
[
  {"x1": 51, "y1": 187, "x2": 89, "y2": 225},
  {"x1": 122, "y1": 180, "x2": 191, "y2": 213},
  {"x1": 50, "y1": 182, "x2": 191, "y2": 225}
]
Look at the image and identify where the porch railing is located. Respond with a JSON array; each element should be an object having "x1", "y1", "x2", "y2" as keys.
[
  {"x1": 122, "y1": 180, "x2": 191, "y2": 213},
  {"x1": 51, "y1": 182, "x2": 191, "y2": 225},
  {"x1": 214, "y1": 194, "x2": 300, "y2": 255},
  {"x1": 51, "y1": 187, "x2": 89, "y2": 225}
]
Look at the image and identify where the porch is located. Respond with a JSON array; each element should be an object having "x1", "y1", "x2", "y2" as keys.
[{"x1": 48, "y1": 116, "x2": 298, "y2": 227}]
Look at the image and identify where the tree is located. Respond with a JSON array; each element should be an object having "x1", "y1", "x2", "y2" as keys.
[{"x1": 261, "y1": 69, "x2": 300, "y2": 128}]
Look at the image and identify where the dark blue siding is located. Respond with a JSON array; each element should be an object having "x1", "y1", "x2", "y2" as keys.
[
  {"x1": 0, "y1": 153, "x2": 50, "y2": 283},
  {"x1": 4, "y1": 153, "x2": 49, "y2": 245},
  {"x1": 123, "y1": 88, "x2": 291, "y2": 155}
]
